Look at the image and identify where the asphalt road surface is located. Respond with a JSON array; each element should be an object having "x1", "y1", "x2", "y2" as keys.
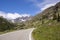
[{"x1": 0, "y1": 28, "x2": 34, "y2": 40}]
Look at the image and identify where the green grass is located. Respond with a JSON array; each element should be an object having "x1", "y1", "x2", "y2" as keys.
[
  {"x1": 32, "y1": 23, "x2": 60, "y2": 40},
  {"x1": 0, "y1": 30, "x2": 13, "y2": 34}
]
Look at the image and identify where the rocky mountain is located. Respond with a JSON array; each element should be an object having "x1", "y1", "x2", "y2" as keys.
[
  {"x1": 13, "y1": 16, "x2": 32, "y2": 23},
  {"x1": 32, "y1": 2, "x2": 60, "y2": 21},
  {"x1": 25, "y1": 2, "x2": 60, "y2": 28}
]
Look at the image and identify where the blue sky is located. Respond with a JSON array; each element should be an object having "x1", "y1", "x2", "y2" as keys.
[
  {"x1": 0, "y1": 0, "x2": 42, "y2": 15},
  {"x1": 0, "y1": 0, "x2": 60, "y2": 19}
]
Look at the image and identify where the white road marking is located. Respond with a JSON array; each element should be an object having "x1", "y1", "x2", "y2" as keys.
[{"x1": 29, "y1": 28, "x2": 34, "y2": 40}]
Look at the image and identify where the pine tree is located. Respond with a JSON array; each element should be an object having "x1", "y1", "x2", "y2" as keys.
[{"x1": 55, "y1": 6, "x2": 60, "y2": 22}]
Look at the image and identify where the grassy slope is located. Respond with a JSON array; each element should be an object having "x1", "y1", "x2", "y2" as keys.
[{"x1": 32, "y1": 22, "x2": 60, "y2": 40}]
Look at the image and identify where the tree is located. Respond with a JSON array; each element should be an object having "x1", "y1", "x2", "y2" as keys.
[
  {"x1": 41, "y1": 15, "x2": 45, "y2": 24},
  {"x1": 55, "y1": 6, "x2": 60, "y2": 22},
  {"x1": 0, "y1": 17, "x2": 16, "y2": 31},
  {"x1": 52, "y1": 7, "x2": 57, "y2": 20},
  {"x1": 57, "y1": 13, "x2": 60, "y2": 22},
  {"x1": 52, "y1": 13, "x2": 57, "y2": 20},
  {"x1": 53, "y1": 6, "x2": 60, "y2": 22}
]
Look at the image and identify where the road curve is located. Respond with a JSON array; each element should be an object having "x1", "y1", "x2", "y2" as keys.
[{"x1": 0, "y1": 28, "x2": 35, "y2": 40}]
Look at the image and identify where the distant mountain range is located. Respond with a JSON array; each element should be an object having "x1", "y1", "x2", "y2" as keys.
[{"x1": 13, "y1": 16, "x2": 32, "y2": 23}]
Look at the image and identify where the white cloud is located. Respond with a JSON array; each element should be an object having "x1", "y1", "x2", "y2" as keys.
[
  {"x1": 39, "y1": 0, "x2": 60, "y2": 11},
  {"x1": 27, "y1": 0, "x2": 60, "y2": 11},
  {"x1": 6, "y1": 13, "x2": 22, "y2": 19},
  {"x1": 22, "y1": 14, "x2": 30, "y2": 17},
  {"x1": 0, "y1": 11, "x2": 30, "y2": 19},
  {"x1": 41, "y1": 3, "x2": 56, "y2": 11},
  {"x1": 0, "y1": 11, "x2": 6, "y2": 18}
]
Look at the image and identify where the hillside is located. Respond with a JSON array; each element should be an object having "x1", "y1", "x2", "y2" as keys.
[
  {"x1": 32, "y1": 2, "x2": 60, "y2": 22},
  {"x1": 32, "y1": 2, "x2": 60, "y2": 40},
  {"x1": 0, "y1": 16, "x2": 17, "y2": 34},
  {"x1": 21, "y1": 2, "x2": 60, "y2": 28}
]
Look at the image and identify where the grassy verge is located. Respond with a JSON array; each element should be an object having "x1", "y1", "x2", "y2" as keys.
[
  {"x1": 32, "y1": 23, "x2": 60, "y2": 40},
  {"x1": 0, "y1": 29, "x2": 15, "y2": 34}
]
